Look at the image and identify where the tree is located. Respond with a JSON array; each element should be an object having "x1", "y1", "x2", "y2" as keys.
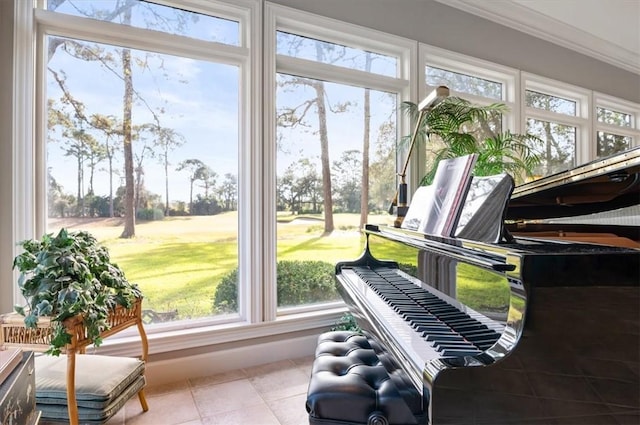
[
  {"x1": 525, "y1": 91, "x2": 574, "y2": 175},
  {"x1": 596, "y1": 108, "x2": 632, "y2": 156},
  {"x1": 217, "y1": 173, "x2": 238, "y2": 211},
  {"x1": 120, "y1": 5, "x2": 136, "y2": 238},
  {"x1": 46, "y1": 0, "x2": 195, "y2": 237},
  {"x1": 197, "y1": 165, "x2": 217, "y2": 198},
  {"x1": 360, "y1": 52, "x2": 373, "y2": 229},
  {"x1": 90, "y1": 114, "x2": 122, "y2": 217},
  {"x1": 332, "y1": 150, "x2": 363, "y2": 213},
  {"x1": 276, "y1": 34, "x2": 357, "y2": 234},
  {"x1": 279, "y1": 159, "x2": 321, "y2": 214},
  {"x1": 142, "y1": 124, "x2": 186, "y2": 216},
  {"x1": 369, "y1": 120, "x2": 397, "y2": 213},
  {"x1": 176, "y1": 159, "x2": 207, "y2": 213}
]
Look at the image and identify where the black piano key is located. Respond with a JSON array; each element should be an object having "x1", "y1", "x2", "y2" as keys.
[
  {"x1": 440, "y1": 349, "x2": 482, "y2": 357},
  {"x1": 426, "y1": 334, "x2": 466, "y2": 343}
]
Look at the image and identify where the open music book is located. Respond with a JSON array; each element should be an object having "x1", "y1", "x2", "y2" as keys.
[
  {"x1": 402, "y1": 153, "x2": 478, "y2": 237},
  {"x1": 455, "y1": 173, "x2": 515, "y2": 243}
]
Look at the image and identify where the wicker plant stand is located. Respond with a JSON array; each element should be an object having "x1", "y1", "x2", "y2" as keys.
[{"x1": 0, "y1": 298, "x2": 149, "y2": 425}]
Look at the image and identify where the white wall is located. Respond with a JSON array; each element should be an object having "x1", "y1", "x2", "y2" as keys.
[
  {"x1": 0, "y1": 0, "x2": 15, "y2": 313},
  {"x1": 268, "y1": 0, "x2": 640, "y2": 103}
]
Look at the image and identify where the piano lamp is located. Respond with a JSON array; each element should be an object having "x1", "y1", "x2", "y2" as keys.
[{"x1": 393, "y1": 85, "x2": 450, "y2": 227}]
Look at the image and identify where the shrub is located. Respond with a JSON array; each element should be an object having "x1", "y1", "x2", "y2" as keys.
[
  {"x1": 136, "y1": 208, "x2": 164, "y2": 221},
  {"x1": 212, "y1": 260, "x2": 338, "y2": 313},
  {"x1": 212, "y1": 268, "x2": 239, "y2": 314},
  {"x1": 331, "y1": 313, "x2": 361, "y2": 332}
]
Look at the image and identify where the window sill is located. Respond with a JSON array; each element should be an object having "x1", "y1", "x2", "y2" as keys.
[{"x1": 94, "y1": 305, "x2": 348, "y2": 358}]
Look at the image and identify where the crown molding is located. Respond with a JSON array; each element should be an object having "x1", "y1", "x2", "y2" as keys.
[{"x1": 436, "y1": 0, "x2": 640, "y2": 75}]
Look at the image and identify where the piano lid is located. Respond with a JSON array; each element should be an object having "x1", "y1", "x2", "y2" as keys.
[{"x1": 506, "y1": 147, "x2": 640, "y2": 220}]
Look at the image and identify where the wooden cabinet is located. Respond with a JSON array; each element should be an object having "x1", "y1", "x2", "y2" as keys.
[{"x1": 0, "y1": 351, "x2": 39, "y2": 425}]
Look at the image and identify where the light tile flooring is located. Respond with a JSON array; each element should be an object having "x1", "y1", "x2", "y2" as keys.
[{"x1": 107, "y1": 356, "x2": 314, "y2": 425}]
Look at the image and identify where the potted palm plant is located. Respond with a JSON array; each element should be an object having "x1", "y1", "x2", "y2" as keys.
[
  {"x1": 11, "y1": 228, "x2": 142, "y2": 355},
  {"x1": 401, "y1": 97, "x2": 541, "y2": 185}
]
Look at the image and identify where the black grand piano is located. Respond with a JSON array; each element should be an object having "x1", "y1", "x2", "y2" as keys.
[{"x1": 308, "y1": 148, "x2": 639, "y2": 425}]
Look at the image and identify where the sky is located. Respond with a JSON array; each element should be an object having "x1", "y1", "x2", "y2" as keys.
[{"x1": 46, "y1": 0, "x2": 398, "y2": 207}]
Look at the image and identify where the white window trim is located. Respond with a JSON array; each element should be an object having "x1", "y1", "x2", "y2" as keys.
[{"x1": 12, "y1": 0, "x2": 37, "y2": 298}]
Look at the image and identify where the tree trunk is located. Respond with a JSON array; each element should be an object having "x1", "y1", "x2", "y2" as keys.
[
  {"x1": 189, "y1": 180, "x2": 194, "y2": 214},
  {"x1": 164, "y1": 151, "x2": 169, "y2": 216},
  {"x1": 313, "y1": 80, "x2": 334, "y2": 234},
  {"x1": 107, "y1": 147, "x2": 114, "y2": 218},
  {"x1": 120, "y1": 8, "x2": 135, "y2": 238},
  {"x1": 360, "y1": 86, "x2": 371, "y2": 229}
]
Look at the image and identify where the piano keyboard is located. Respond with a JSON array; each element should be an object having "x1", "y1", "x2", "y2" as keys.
[{"x1": 351, "y1": 266, "x2": 501, "y2": 357}]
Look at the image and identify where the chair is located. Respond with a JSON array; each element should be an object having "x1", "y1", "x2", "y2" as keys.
[{"x1": 0, "y1": 298, "x2": 149, "y2": 425}]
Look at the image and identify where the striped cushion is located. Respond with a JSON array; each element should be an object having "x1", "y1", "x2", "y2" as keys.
[{"x1": 35, "y1": 354, "x2": 145, "y2": 409}]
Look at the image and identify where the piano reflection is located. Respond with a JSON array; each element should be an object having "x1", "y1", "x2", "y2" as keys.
[{"x1": 334, "y1": 147, "x2": 640, "y2": 424}]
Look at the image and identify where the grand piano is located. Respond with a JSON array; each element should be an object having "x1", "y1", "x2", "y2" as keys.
[{"x1": 332, "y1": 147, "x2": 640, "y2": 424}]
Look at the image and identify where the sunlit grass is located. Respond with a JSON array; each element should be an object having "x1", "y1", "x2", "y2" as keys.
[
  {"x1": 49, "y1": 212, "x2": 372, "y2": 318},
  {"x1": 47, "y1": 212, "x2": 508, "y2": 320}
]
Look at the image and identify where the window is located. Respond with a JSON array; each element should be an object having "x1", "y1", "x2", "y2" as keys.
[
  {"x1": 38, "y1": 0, "x2": 252, "y2": 328},
  {"x1": 523, "y1": 74, "x2": 590, "y2": 176},
  {"x1": 594, "y1": 93, "x2": 640, "y2": 157},
  {"x1": 420, "y1": 45, "x2": 519, "y2": 182},
  {"x1": 266, "y1": 5, "x2": 414, "y2": 313}
]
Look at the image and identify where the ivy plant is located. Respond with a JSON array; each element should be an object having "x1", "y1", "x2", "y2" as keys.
[{"x1": 13, "y1": 228, "x2": 142, "y2": 356}]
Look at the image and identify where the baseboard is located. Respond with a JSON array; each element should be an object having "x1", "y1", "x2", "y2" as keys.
[{"x1": 144, "y1": 333, "x2": 318, "y2": 386}]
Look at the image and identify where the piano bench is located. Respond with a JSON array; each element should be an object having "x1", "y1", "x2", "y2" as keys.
[{"x1": 306, "y1": 331, "x2": 425, "y2": 425}]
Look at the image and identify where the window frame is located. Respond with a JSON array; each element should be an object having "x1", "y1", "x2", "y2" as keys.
[
  {"x1": 418, "y1": 44, "x2": 520, "y2": 185},
  {"x1": 16, "y1": 0, "x2": 274, "y2": 355},
  {"x1": 593, "y1": 92, "x2": 640, "y2": 156},
  {"x1": 264, "y1": 2, "x2": 416, "y2": 319},
  {"x1": 521, "y1": 72, "x2": 591, "y2": 166}
]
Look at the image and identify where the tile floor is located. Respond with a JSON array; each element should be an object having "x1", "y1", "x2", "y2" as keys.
[{"x1": 107, "y1": 356, "x2": 314, "y2": 425}]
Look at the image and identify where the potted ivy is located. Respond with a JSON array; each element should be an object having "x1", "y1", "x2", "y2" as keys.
[{"x1": 12, "y1": 228, "x2": 142, "y2": 355}]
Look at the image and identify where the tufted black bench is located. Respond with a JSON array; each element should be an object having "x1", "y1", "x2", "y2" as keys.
[{"x1": 306, "y1": 331, "x2": 426, "y2": 425}]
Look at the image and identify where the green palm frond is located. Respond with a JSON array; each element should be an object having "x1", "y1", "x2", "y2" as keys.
[{"x1": 401, "y1": 96, "x2": 541, "y2": 185}]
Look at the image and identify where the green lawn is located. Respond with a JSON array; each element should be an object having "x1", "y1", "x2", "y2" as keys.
[
  {"x1": 50, "y1": 213, "x2": 371, "y2": 318},
  {"x1": 48, "y1": 212, "x2": 508, "y2": 320}
]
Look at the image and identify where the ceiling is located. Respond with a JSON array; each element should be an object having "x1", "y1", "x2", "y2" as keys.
[{"x1": 437, "y1": 0, "x2": 640, "y2": 75}]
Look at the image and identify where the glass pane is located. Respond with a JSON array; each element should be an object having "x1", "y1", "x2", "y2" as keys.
[
  {"x1": 46, "y1": 0, "x2": 240, "y2": 45},
  {"x1": 597, "y1": 131, "x2": 632, "y2": 157},
  {"x1": 526, "y1": 118, "x2": 576, "y2": 176},
  {"x1": 525, "y1": 90, "x2": 576, "y2": 116},
  {"x1": 597, "y1": 107, "x2": 632, "y2": 127},
  {"x1": 276, "y1": 31, "x2": 397, "y2": 77},
  {"x1": 46, "y1": 35, "x2": 240, "y2": 323},
  {"x1": 426, "y1": 66, "x2": 502, "y2": 100},
  {"x1": 276, "y1": 73, "x2": 397, "y2": 309}
]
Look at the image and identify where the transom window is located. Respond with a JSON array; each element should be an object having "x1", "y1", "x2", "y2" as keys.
[{"x1": 48, "y1": 0, "x2": 241, "y2": 45}]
